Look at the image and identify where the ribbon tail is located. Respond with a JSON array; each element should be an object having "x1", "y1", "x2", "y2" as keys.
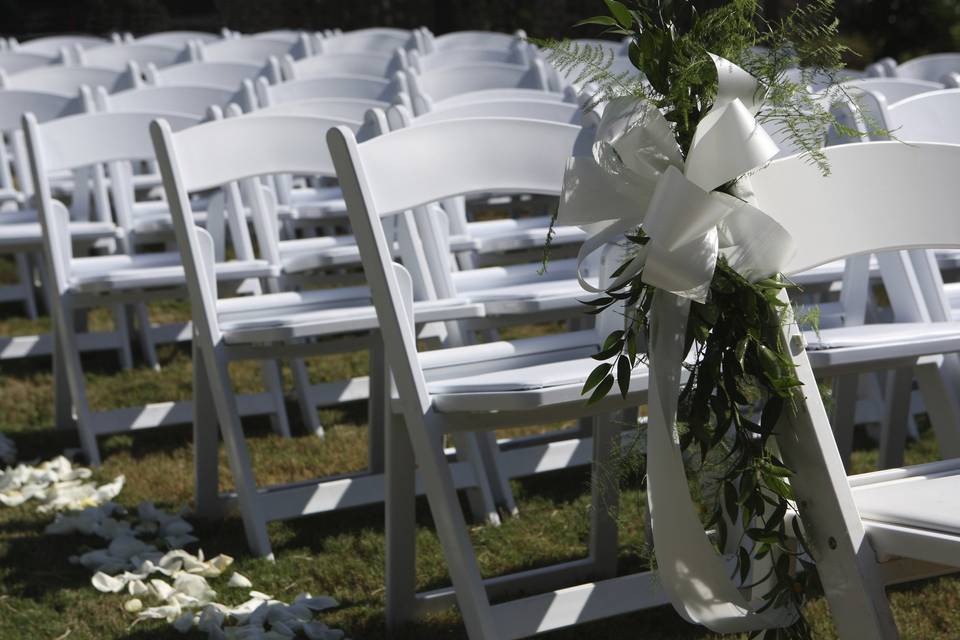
[{"x1": 646, "y1": 290, "x2": 797, "y2": 633}]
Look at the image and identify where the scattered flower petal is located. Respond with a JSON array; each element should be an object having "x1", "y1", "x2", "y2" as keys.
[{"x1": 228, "y1": 572, "x2": 253, "y2": 588}]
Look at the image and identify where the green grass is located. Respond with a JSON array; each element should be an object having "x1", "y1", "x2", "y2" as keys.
[{"x1": 0, "y1": 283, "x2": 958, "y2": 638}]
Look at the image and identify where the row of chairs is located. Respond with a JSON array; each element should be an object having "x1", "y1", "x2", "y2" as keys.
[
  {"x1": 142, "y1": 80, "x2": 960, "y2": 640},
  {"x1": 5, "y1": 26, "x2": 960, "y2": 638}
]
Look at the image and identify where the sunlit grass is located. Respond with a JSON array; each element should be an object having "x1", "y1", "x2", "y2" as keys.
[{"x1": 0, "y1": 294, "x2": 957, "y2": 639}]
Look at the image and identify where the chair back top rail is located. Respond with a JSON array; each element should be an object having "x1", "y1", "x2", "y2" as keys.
[
  {"x1": 99, "y1": 85, "x2": 235, "y2": 117},
  {"x1": 0, "y1": 90, "x2": 78, "y2": 131},
  {"x1": 886, "y1": 88, "x2": 960, "y2": 142},
  {"x1": 1, "y1": 65, "x2": 133, "y2": 94},
  {"x1": 752, "y1": 141, "x2": 960, "y2": 275},
  {"x1": 27, "y1": 110, "x2": 200, "y2": 173}
]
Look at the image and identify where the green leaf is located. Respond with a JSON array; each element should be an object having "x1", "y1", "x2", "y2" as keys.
[
  {"x1": 582, "y1": 363, "x2": 612, "y2": 395},
  {"x1": 723, "y1": 481, "x2": 739, "y2": 521},
  {"x1": 616, "y1": 354, "x2": 631, "y2": 398},
  {"x1": 588, "y1": 374, "x2": 615, "y2": 405},
  {"x1": 602, "y1": 330, "x2": 625, "y2": 352},
  {"x1": 604, "y1": 0, "x2": 633, "y2": 28},
  {"x1": 738, "y1": 546, "x2": 751, "y2": 583},
  {"x1": 573, "y1": 15, "x2": 620, "y2": 28}
]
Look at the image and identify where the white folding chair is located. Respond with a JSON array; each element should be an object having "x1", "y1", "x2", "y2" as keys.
[
  {"x1": 281, "y1": 51, "x2": 402, "y2": 81},
  {"x1": 248, "y1": 73, "x2": 403, "y2": 110},
  {"x1": 416, "y1": 29, "x2": 526, "y2": 54},
  {"x1": 144, "y1": 60, "x2": 267, "y2": 95},
  {"x1": 0, "y1": 90, "x2": 83, "y2": 323},
  {"x1": 893, "y1": 52, "x2": 960, "y2": 84},
  {"x1": 0, "y1": 65, "x2": 136, "y2": 94},
  {"x1": 137, "y1": 31, "x2": 221, "y2": 48},
  {"x1": 12, "y1": 34, "x2": 110, "y2": 60},
  {"x1": 22, "y1": 110, "x2": 292, "y2": 466},
  {"x1": 76, "y1": 42, "x2": 190, "y2": 71},
  {"x1": 405, "y1": 44, "x2": 529, "y2": 74},
  {"x1": 194, "y1": 36, "x2": 303, "y2": 68},
  {"x1": 151, "y1": 113, "x2": 500, "y2": 557},
  {"x1": 0, "y1": 50, "x2": 58, "y2": 75},
  {"x1": 312, "y1": 28, "x2": 416, "y2": 56},
  {"x1": 328, "y1": 116, "x2": 660, "y2": 639},
  {"x1": 405, "y1": 61, "x2": 551, "y2": 116}
]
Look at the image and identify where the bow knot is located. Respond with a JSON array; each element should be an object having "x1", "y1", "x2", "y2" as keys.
[{"x1": 559, "y1": 55, "x2": 795, "y2": 302}]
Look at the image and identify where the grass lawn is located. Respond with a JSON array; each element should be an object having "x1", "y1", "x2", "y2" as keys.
[{"x1": 0, "y1": 274, "x2": 958, "y2": 639}]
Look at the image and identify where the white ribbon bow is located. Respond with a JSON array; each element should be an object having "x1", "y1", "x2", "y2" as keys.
[
  {"x1": 558, "y1": 54, "x2": 796, "y2": 301},
  {"x1": 560, "y1": 56, "x2": 802, "y2": 633}
]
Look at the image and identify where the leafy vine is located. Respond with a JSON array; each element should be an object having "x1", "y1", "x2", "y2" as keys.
[{"x1": 538, "y1": 1, "x2": 879, "y2": 637}]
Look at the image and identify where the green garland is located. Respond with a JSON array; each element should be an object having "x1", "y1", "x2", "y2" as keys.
[{"x1": 539, "y1": 1, "x2": 878, "y2": 637}]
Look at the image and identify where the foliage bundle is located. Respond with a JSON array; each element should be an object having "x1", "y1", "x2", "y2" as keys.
[{"x1": 540, "y1": 2, "x2": 866, "y2": 637}]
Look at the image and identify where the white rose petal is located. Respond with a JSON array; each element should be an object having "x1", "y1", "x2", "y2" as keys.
[
  {"x1": 124, "y1": 598, "x2": 143, "y2": 613},
  {"x1": 228, "y1": 572, "x2": 253, "y2": 588},
  {"x1": 91, "y1": 572, "x2": 126, "y2": 593}
]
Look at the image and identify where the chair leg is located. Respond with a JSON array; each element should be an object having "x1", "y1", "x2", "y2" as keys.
[
  {"x1": 451, "y1": 431, "x2": 502, "y2": 526},
  {"x1": 475, "y1": 432, "x2": 518, "y2": 518},
  {"x1": 54, "y1": 301, "x2": 100, "y2": 466},
  {"x1": 132, "y1": 302, "x2": 159, "y2": 371},
  {"x1": 52, "y1": 327, "x2": 75, "y2": 432},
  {"x1": 407, "y1": 414, "x2": 500, "y2": 639},
  {"x1": 14, "y1": 253, "x2": 37, "y2": 320},
  {"x1": 368, "y1": 339, "x2": 388, "y2": 472},
  {"x1": 193, "y1": 347, "x2": 222, "y2": 519},
  {"x1": 879, "y1": 366, "x2": 913, "y2": 469},
  {"x1": 260, "y1": 360, "x2": 292, "y2": 438},
  {"x1": 589, "y1": 413, "x2": 620, "y2": 579},
  {"x1": 831, "y1": 374, "x2": 859, "y2": 471},
  {"x1": 289, "y1": 358, "x2": 323, "y2": 437},
  {"x1": 385, "y1": 415, "x2": 417, "y2": 631},
  {"x1": 915, "y1": 358, "x2": 960, "y2": 458},
  {"x1": 111, "y1": 304, "x2": 134, "y2": 370},
  {"x1": 203, "y1": 343, "x2": 273, "y2": 558}
]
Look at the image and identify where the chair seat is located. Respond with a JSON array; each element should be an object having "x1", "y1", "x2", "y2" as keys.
[
  {"x1": 855, "y1": 470, "x2": 960, "y2": 536},
  {"x1": 466, "y1": 217, "x2": 586, "y2": 253},
  {"x1": 70, "y1": 252, "x2": 277, "y2": 293},
  {"x1": 278, "y1": 235, "x2": 365, "y2": 272},
  {"x1": 0, "y1": 220, "x2": 117, "y2": 251},
  {"x1": 428, "y1": 355, "x2": 650, "y2": 413},
  {"x1": 804, "y1": 322, "x2": 960, "y2": 373},
  {"x1": 284, "y1": 186, "x2": 348, "y2": 221},
  {"x1": 220, "y1": 292, "x2": 485, "y2": 344}
]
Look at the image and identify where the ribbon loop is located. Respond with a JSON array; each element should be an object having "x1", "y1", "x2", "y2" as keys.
[{"x1": 557, "y1": 53, "x2": 802, "y2": 634}]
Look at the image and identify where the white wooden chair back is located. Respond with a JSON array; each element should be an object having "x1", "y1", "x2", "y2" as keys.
[
  {"x1": 250, "y1": 73, "x2": 401, "y2": 109},
  {"x1": 406, "y1": 45, "x2": 527, "y2": 73},
  {"x1": 14, "y1": 35, "x2": 108, "y2": 58},
  {"x1": 281, "y1": 51, "x2": 401, "y2": 81},
  {"x1": 145, "y1": 60, "x2": 266, "y2": 92},
  {"x1": 96, "y1": 84, "x2": 235, "y2": 117},
  {"x1": 0, "y1": 65, "x2": 134, "y2": 94},
  {"x1": 886, "y1": 88, "x2": 960, "y2": 143},
  {"x1": 0, "y1": 50, "x2": 58, "y2": 75},
  {"x1": 895, "y1": 53, "x2": 960, "y2": 83},
  {"x1": 151, "y1": 114, "x2": 352, "y2": 348},
  {"x1": 197, "y1": 37, "x2": 300, "y2": 64},
  {"x1": 406, "y1": 61, "x2": 550, "y2": 115},
  {"x1": 22, "y1": 111, "x2": 199, "y2": 293},
  {"x1": 314, "y1": 29, "x2": 415, "y2": 55},
  {"x1": 248, "y1": 97, "x2": 388, "y2": 122},
  {"x1": 138, "y1": 31, "x2": 221, "y2": 48},
  {"x1": 77, "y1": 42, "x2": 189, "y2": 71},
  {"x1": 419, "y1": 30, "x2": 524, "y2": 54},
  {"x1": 0, "y1": 90, "x2": 79, "y2": 197},
  {"x1": 383, "y1": 105, "x2": 584, "y2": 305}
]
